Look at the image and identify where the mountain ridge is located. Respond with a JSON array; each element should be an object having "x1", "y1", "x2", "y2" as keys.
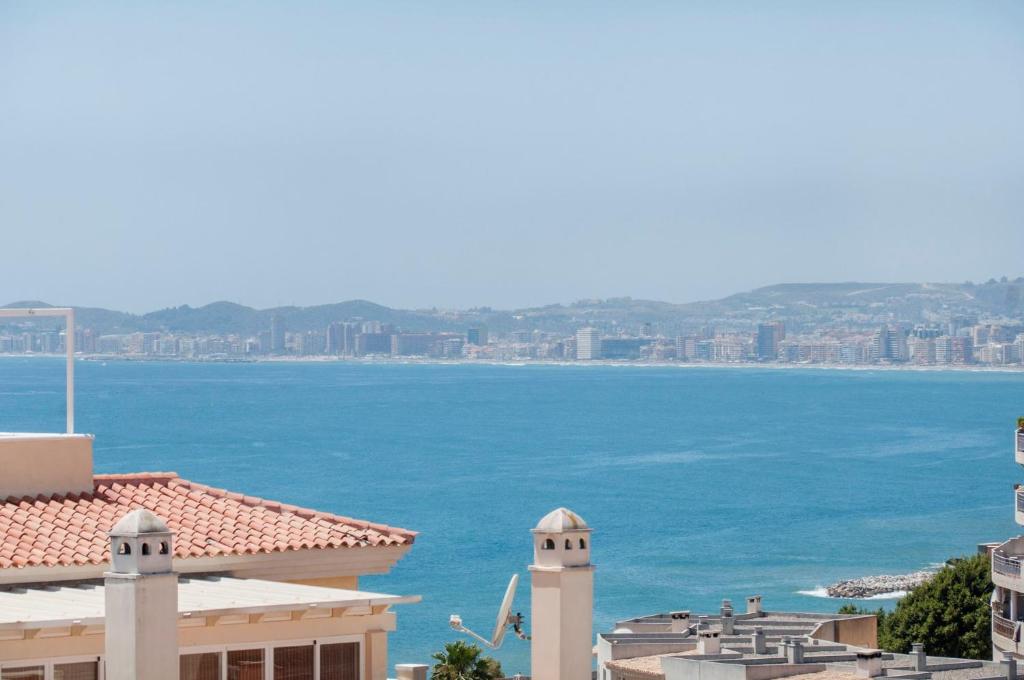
[{"x1": 3, "y1": 278, "x2": 1023, "y2": 335}]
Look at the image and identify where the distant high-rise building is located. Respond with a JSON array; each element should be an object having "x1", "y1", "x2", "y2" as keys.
[
  {"x1": 872, "y1": 325, "x2": 908, "y2": 362},
  {"x1": 355, "y1": 332, "x2": 392, "y2": 356},
  {"x1": 641, "y1": 322, "x2": 653, "y2": 338},
  {"x1": 675, "y1": 335, "x2": 698, "y2": 361},
  {"x1": 467, "y1": 326, "x2": 488, "y2": 346},
  {"x1": 935, "y1": 336, "x2": 974, "y2": 364},
  {"x1": 327, "y1": 322, "x2": 345, "y2": 355},
  {"x1": 971, "y1": 325, "x2": 990, "y2": 347},
  {"x1": 391, "y1": 333, "x2": 436, "y2": 356},
  {"x1": 576, "y1": 327, "x2": 601, "y2": 360},
  {"x1": 270, "y1": 315, "x2": 286, "y2": 354},
  {"x1": 756, "y1": 321, "x2": 785, "y2": 361}
]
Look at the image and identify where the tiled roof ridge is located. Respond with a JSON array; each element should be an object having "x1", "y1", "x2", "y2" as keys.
[
  {"x1": 174, "y1": 477, "x2": 418, "y2": 542},
  {"x1": 94, "y1": 472, "x2": 178, "y2": 484},
  {"x1": 90, "y1": 471, "x2": 416, "y2": 541}
]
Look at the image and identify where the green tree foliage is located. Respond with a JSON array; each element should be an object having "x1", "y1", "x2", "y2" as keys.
[
  {"x1": 838, "y1": 554, "x2": 993, "y2": 660},
  {"x1": 431, "y1": 641, "x2": 503, "y2": 680}
]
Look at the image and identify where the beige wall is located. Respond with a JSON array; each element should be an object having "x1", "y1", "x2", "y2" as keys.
[
  {"x1": 810, "y1": 616, "x2": 877, "y2": 648},
  {"x1": 0, "y1": 611, "x2": 396, "y2": 676},
  {"x1": 0, "y1": 434, "x2": 93, "y2": 498},
  {"x1": 289, "y1": 576, "x2": 360, "y2": 590}
]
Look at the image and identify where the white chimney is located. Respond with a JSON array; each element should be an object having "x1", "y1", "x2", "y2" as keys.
[
  {"x1": 1002, "y1": 651, "x2": 1018, "y2": 680},
  {"x1": 104, "y1": 509, "x2": 178, "y2": 680},
  {"x1": 751, "y1": 627, "x2": 766, "y2": 654},
  {"x1": 786, "y1": 639, "x2": 804, "y2": 664},
  {"x1": 698, "y1": 630, "x2": 721, "y2": 655},
  {"x1": 912, "y1": 643, "x2": 927, "y2": 671},
  {"x1": 670, "y1": 611, "x2": 691, "y2": 633},
  {"x1": 746, "y1": 595, "x2": 763, "y2": 615},
  {"x1": 530, "y1": 508, "x2": 594, "y2": 680},
  {"x1": 856, "y1": 650, "x2": 883, "y2": 678}
]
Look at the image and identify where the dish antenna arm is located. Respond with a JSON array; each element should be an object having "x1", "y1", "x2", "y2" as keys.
[{"x1": 449, "y1": 574, "x2": 530, "y2": 649}]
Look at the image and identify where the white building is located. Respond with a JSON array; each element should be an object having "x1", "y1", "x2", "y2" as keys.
[
  {"x1": 990, "y1": 420, "x2": 1024, "y2": 659},
  {"x1": 576, "y1": 328, "x2": 601, "y2": 360}
]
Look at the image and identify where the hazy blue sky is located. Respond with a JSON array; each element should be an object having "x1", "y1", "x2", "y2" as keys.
[{"x1": 2, "y1": 2, "x2": 1022, "y2": 312}]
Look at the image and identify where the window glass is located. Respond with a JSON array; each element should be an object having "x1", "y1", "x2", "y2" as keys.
[
  {"x1": 320, "y1": 642, "x2": 360, "y2": 680},
  {"x1": 181, "y1": 652, "x2": 222, "y2": 680},
  {"x1": 54, "y1": 663, "x2": 98, "y2": 680},
  {"x1": 1, "y1": 668, "x2": 44, "y2": 680},
  {"x1": 273, "y1": 645, "x2": 314, "y2": 680},
  {"x1": 227, "y1": 649, "x2": 265, "y2": 680}
]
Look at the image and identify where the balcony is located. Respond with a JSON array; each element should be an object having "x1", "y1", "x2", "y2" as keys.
[
  {"x1": 993, "y1": 612, "x2": 1019, "y2": 648},
  {"x1": 1016, "y1": 488, "x2": 1024, "y2": 527},
  {"x1": 1017, "y1": 429, "x2": 1024, "y2": 466},
  {"x1": 993, "y1": 538, "x2": 1024, "y2": 591}
]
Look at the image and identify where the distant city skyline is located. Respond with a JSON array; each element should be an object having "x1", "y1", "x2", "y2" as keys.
[{"x1": 2, "y1": 2, "x2": 1023, "y2": 313}]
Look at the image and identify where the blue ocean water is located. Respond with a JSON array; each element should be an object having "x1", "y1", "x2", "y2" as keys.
[{"x1": 1, "y1": 358, "x2": 1022, "y2": 673}]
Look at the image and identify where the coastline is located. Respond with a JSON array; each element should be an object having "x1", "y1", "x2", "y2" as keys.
[{"x1": 3, "y1": 352, "x2": 1024, "y2": 374}]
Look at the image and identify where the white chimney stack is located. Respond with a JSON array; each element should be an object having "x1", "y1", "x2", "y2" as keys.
[
  {"x1": 670, "y1": 611, "x2": 691, "y2": 633},
  {"x1": 856, "y1": 650, "x2": 883, "y2": 678},
  {"x1": 530, "y1": 508, "x2": 594, "y2": 680},
  {"x1": 697, "y1": 630, "x2": 721, "y2": 655},
  {"x1": 104, "y1": 509, "x2": 179, "y2": 680},
  {"x1": 746, "y1": 595, "x2": 763, "y2": 615}
]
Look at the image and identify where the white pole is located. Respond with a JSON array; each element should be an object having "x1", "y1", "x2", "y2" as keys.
[
  {"x1": 66, "y1": 309, "x2": 74, "y2": 434},
  {"x1": 0, "y1": 307, "x2": 75, "y2": 433}
]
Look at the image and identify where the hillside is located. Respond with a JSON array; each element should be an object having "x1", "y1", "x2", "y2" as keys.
[{"x1": 3, "y1": 278, "x2": 1023, "y2": 336}]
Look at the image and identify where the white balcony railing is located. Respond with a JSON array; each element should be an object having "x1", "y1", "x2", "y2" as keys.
[
  {"x1": 1017, "y1": 431, "x2": 1024, "y2": 456},
  {"x1": 995, "y1": 553, "x2": 1024, "y2": 578},
  {"x1": 1017, "y1": 489, "x2": 1024, "y2": 514}
]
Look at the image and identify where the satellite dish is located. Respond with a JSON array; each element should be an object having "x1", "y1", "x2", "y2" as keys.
[
  {"x1": 449, "y1": 574, "x2": 529, "y2": 649},
  {"x1": 491, "y1": 574, "x2": 519, "y2": 648}
]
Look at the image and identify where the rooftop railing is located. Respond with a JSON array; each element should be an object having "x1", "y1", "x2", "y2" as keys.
[
  {"x1": 1016, "y1": 489, "x2": 1024, "y2": 514},
  {"x1": 994, "y1": 553, "x2": 1023, "y2": 578},
  {"x1": 993, "y1": 612, "x2": 1019, "y2": 642}
]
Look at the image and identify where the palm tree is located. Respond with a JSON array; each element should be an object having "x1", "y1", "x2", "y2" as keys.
[{"x1": 430, "y1": 641, "x2": 503, "y2": 680}]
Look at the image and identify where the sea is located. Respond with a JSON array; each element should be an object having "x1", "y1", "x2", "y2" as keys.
[{"x1": 1, "y1": 357, "x2": 1022, "y2": 673}]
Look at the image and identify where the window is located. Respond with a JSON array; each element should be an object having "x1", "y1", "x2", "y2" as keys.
[
  {"x1": 273, "y1": 645, "x2": 313, "y2": 680},
  {"x1": 320, "y1": 642, "x2": 359, "y2": 680},
  {"x1": 117, "y1": 542, "x2": 131, "y2": 555},
  {"x1": 579, "y1": 538, "x2": 586, "y2": 549},
  {"x1": 181, "y1": 652, "x2": 222, "y2": 680},
  {"x1": 53, "y1": 663, "x2": 97, "y2": 680},
  {"x1": 183, "y1": 638, "x2": 361, "y2": 680},
  {"x1": 564, "y1": 539, "x2": 572, "y2": 549},
  {"x1": 543, "y1": 538, "x2": 555, "y2": 550},
  {"x1": 1, "y1": 660, "x2": 98, "y2": 680},
  {"x1": 1, "y1": 668, "x2": 43, "y2": 680},
  {"x1": 227, "y1": 649, "x2": 264, "y2": 680},
  {"x1": 159, "y1": 541, "x2": 170, "y2": 554},
  {"x1": 141, "y1": 542, "x2": 151, "y2": 555}
]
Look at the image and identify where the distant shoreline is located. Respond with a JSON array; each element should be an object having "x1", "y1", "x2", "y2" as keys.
[{"x1": 3, "y1": 353, "x2": 1024, "y2": 374}]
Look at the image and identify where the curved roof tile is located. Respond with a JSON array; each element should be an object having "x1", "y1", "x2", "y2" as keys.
[{"x1": 0, "y1": 472, "x2": 416, "y2": 570}]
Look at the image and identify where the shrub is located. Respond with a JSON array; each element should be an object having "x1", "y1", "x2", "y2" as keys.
[{"x1": 839, "y1": 554, "x2": 992, "y2": 659}]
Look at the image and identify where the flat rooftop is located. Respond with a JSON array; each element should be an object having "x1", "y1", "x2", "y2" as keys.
[{"x1": 0, "y1": 575, "x2": 421, "y2": 630}]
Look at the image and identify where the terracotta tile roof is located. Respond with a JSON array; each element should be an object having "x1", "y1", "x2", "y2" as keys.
[{"x1": 0, "y1": 472, "x2": 416, "y2": 569}]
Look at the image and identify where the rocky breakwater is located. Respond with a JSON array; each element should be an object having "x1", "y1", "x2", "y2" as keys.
[{"x1": 828, "y1": 571, "x2": 935, "y2": 598}]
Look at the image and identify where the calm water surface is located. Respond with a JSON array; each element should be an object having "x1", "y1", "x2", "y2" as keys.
[{"x1": 1, "y1": 358, "x2": 1021, "y2": 672}]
